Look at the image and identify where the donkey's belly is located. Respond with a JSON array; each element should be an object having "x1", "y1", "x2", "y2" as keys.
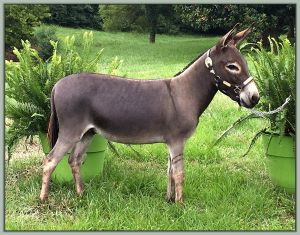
[{"x1": 94, "y1": 126, "x2": 165, "y2": 144}]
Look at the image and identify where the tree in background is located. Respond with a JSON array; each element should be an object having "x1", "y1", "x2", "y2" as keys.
[
  {"x1": 5, "y1": 4, "x2": 50, "y2": 52},
  {"x1": 255, "y1": 5, "x2": 295, "y2": 44},
  {"x1": 99, "y1": 5, "x2": 146, "y2": 32},
  {"x1": 174, "y1": 4, "x2": 295, "y2": 45},
  {"x1": 144, "y1": 5, "x2": 159, "y2": 43},
  {"x1": 100, "y1": 5, "x2": 179, "y2": 43},
  {"x1": 45, "y1": 4, "x2": 102, "y2": 30}
]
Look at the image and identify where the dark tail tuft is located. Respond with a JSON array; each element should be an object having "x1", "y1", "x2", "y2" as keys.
[{"x1": 47, "y1": 88, "x2": 59, "y2": 149}]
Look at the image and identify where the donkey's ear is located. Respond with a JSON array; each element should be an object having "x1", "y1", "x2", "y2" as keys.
[
  {"x1": 218, "y1": 23, "x2": 240, "y2": 48},
  {"x1": 230, "y1": 23, "x2": 254, "y2": 46}
]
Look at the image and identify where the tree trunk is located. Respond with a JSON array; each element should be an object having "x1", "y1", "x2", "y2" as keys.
[
  {"x1": 145, "y1": 5, "x2": 159, "y2": 44},
  {"x1": 149, "y1": 31, "x2": 156, "y2": 43}
]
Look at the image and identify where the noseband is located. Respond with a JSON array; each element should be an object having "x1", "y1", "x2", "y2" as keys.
[{"x1": 204, "y1": 49, "x2": 253, "y2": 100}]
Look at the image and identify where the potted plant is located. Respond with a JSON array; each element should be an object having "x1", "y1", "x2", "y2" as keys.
[
  {"x1": 215, "y1": 36, "x2": 295, "y2": 193},
  {"x1": 5, "y1": 31, "x2": 122, "y2": 182}
]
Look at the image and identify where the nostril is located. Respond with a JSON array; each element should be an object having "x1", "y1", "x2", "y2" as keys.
[{"x1": 251, "y1": 94, "x2": 260, "y2": 104}]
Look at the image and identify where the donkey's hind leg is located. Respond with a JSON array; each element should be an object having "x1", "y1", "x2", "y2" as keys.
[
  {"x1": 68, "y1": 132, "x2": 93, "y2": 195},
  {"x1": 40, "y1": 136, "x2": 75, "y2": 201}
]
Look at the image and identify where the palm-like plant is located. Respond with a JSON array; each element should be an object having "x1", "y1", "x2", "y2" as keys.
[{"x1": 5, "y1": 31, "x2": 123, "y2": 157}]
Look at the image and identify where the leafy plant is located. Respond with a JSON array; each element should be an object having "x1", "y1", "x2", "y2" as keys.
[
  {"x1": 214, "y1": 36, "x2": 295, "y2": 154},
  {"x1": 5, "y1": 31, "x2": 123, "y2": 157},
  {"x1": 249, "y1": 36, "x2": 295, "y2": 135}
]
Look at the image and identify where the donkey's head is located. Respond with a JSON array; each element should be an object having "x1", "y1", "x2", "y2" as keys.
[{"x1": 207, "y1": 24, "x2": 259, "y2": 108}]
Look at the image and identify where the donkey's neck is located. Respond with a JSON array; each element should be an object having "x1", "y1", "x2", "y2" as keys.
[{"x1": 171, "y1": 50, "x2": 218, "y2": 119}]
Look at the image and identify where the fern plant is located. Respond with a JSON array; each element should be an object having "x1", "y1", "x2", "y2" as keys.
[
  {"x1": 5, "y1": 31, "x2": 123, "y2": 157},
  {"x1": 248, "y1": 36, "x2": 295, "y2": 135},
  {"x1": 214, "y1": 36, "x2": 295, "y2": 154}
]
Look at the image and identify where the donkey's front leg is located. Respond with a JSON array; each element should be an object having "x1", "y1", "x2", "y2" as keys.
[
  {"x1": 166, "y1": 155, "x2": 175, "y2": 202},
  {"x1": 167, "y1": 141, "x2": 185, "y2": 203}
]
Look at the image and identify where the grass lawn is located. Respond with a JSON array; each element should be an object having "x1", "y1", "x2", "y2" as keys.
[
  {"x1": 5, "y1": 26, "x2": 295, "y2": 231},
  {"x1": 53, "y1": 26, "x2": 220, "y2": 79}
]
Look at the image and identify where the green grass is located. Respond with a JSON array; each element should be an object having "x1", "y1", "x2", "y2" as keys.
[
  {"x1": 54, "y1": 26, "x2": 219, "y2": 79},
  {"x1": 5, "y1": 26, "x2": 295, "y2": 231}
]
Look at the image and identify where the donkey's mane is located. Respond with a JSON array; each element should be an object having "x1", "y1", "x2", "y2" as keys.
[{"x1": 174, "y1": 51, "x2": 206, "y2": 76}]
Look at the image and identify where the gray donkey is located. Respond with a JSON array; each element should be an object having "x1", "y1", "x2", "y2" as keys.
[{"x1": 40, "y1": 24, "x2": 259, "y2": 202}]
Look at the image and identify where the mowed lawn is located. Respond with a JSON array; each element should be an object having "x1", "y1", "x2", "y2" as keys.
[{"x1": 5, "y1": 26, "x2": 295, "y2": 231}]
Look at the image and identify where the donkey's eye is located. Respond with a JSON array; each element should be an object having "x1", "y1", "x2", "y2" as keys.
[{"x1": 226, "y1": 64, "x2": 239, "y2": 71}]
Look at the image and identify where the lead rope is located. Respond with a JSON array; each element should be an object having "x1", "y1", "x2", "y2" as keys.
[
  {"x1": 250, "y1": 95, "x2": 291, "y2": 117},
  {"x1": 213, "y1": 95, "x2": 292, "y2": 153},
  {"x1": 241, "y1": 96, "x2": 292, "y2": 157}
]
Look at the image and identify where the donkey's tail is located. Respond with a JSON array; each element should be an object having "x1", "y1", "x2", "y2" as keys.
[{"x1": 47, "y1": 87, "x2": 59, "y2": 149}]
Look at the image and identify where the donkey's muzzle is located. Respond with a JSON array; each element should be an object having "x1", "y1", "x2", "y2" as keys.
[
  {"x1": 240, "y1": 92, "x2": 260, "y2": 108},
  {"x1": 239, "y1": 80, "x2": 260, "y2": 109},
  {"x1": 250, "y1": 93, "x2": 260, "y2": 105}
]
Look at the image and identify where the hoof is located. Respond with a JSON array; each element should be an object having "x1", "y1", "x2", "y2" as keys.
[
  {"x1": 166, "y1": 195, "x2": 175, "y2": 203},
  {"x1": 76, "y1": 184, "x2": 84, "y2": 196},
  {"x1": 175, "y1": 196, "x2": 184, "y2": 204},
  {"x1": 39, "y1": 194, "x2": 48, "y2": 202},
  {"x1": 77, "y1": 189, "x2": 85, "y2": 197},
  {"x1": 175, "y1": 199, "x2": 184, "y2": 204}
]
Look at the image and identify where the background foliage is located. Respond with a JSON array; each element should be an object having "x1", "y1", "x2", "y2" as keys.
[
  {"x1": 5, "y1": 4, "x2": 50, "y2": 50},
  {"x1": 99, "y1": 5, "x2": 180, "y2": 38},
  {"x1": 174, "y1": 4, "x2": 295, "y2": 44},
  {"x1": 5, "y1": 4, "x2": 295, "y2": 54},
  {"x1": 45, "y1": 4, "x2": 102, "y2": 30}
]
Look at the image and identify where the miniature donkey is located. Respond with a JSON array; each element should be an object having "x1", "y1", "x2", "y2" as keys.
[{"x1": 40, "y1": 24, "x2": 259, "y2": 203}]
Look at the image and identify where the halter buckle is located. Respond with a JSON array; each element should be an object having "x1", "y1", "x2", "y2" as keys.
[{"x1": 234, "y1": 86, "x2": 242, "y2": 94}]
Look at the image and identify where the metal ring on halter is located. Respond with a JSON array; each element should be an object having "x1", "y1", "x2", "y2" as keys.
[{"x1": 234, "y1": 86, "x2": 242, "y2": 94}]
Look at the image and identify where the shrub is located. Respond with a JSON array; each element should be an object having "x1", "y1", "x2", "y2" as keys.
[
  {"x1": 5, "y1": 31, "x2": 123, "y2": 157},
  {"x1": 33, "y1": 25, "x2": 58, "y2": 61},
  {"x1": 5, "y1": 4, "x2": 50, "y2": 51}
]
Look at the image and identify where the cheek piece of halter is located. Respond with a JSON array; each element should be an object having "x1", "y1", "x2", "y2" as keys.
[{"x1": 204, "y1": 49, "x2": 254, "y2": 103}]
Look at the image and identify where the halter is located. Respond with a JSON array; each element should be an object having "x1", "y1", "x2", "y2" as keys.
[{"x1": 204, "y1": 49, "x2": 253, "y2": 100}]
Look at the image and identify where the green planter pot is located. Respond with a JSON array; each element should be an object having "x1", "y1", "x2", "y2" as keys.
[
  {"x1": 262, "y1": 133, "x2": 295, "y2": 193},
  {"x1": 39, "y1": 133, "x2": 107, "y2": 183}
]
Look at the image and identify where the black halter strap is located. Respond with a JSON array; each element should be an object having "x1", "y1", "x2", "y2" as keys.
[{"x1": 204, "y1": 49, "x2": 253, "y2": 98}]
